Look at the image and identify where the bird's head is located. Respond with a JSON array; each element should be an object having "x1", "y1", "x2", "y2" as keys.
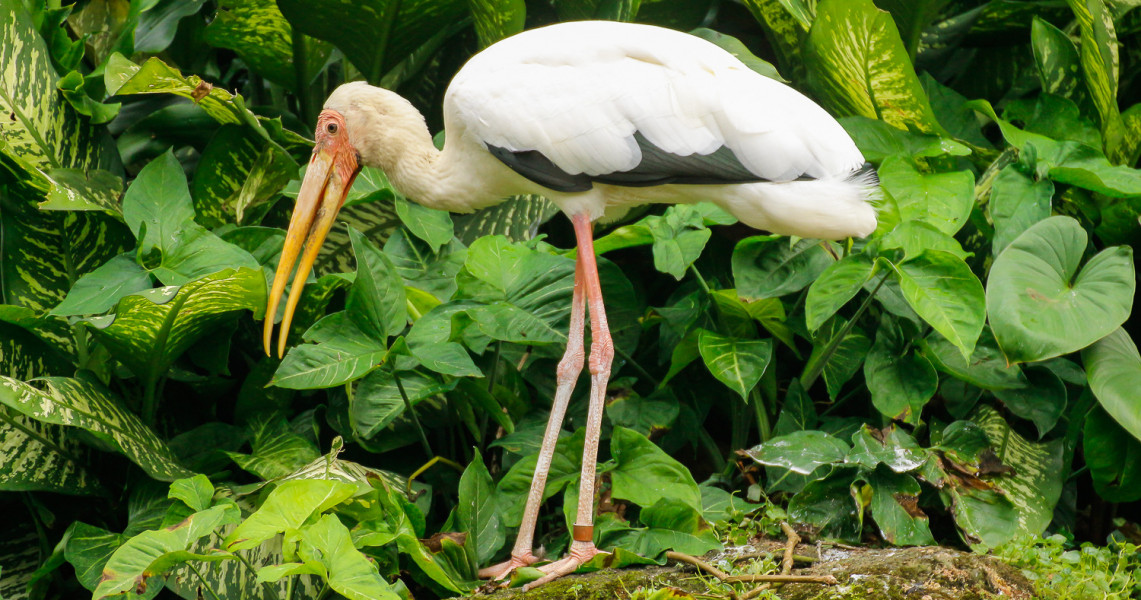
[{"x1": 264, "y1": 83, "x2": 433, "y2": 357}]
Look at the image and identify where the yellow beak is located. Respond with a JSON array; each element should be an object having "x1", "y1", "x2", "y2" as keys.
[{"x1": 264, "y1": 112, "x2": 359, "y2": 357}]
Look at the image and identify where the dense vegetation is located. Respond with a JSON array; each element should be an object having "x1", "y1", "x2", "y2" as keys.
[{"x1": 2, "y1": 0, "x2": 1141, "y2": 598}]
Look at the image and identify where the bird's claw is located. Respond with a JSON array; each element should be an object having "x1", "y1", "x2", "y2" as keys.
[
  {"x1": 478, "y1": 552, "x2": 539, "y2": 581},
  {"x1": 520, "y1": 541, "x2": 606, "y2": 591}
]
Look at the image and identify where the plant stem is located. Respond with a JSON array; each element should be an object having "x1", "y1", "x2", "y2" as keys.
[
  {"x1": 393, "y1": 369, "x2": 433, "y2": 456},
  {"x1": 751, "y1": 387, "x2": 771, "y2": 443},
  {"x1": 236, "y1": 553, "x2": 280, "y2": 600},
  {"x1": 187, "y1": 563, "x2": 222, "y2": 600},
  {"x1": 689, "y1": 264, "x2": 712, "y2": 295},
  {"x1": 722, "y1": 399, "x2": 750, "y2": 477},
  {"x1": 800, "y1": 270, "x2": 889, "y2": 390}
]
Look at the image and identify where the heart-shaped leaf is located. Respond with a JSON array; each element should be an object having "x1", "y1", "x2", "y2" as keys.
[
  {"x1": 1082, "y1": 328, "x2": 1141, "y2": 443},
  {"x1": 987, "y1": 216, "x2": 1134, "y2": 364},
  {"x1": 894, "y1": 250, "x2": 985, "y2": 360}
]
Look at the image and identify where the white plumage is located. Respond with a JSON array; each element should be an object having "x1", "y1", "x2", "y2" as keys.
[
  {"x1": 321, "y1": 20, "x2": 878, "y2": 239},
  {"x1": 267, "y1": 21, "x2": 880, "y2": 589}
]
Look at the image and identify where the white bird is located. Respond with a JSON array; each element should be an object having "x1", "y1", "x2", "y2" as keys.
[{"x1": 264, "y1": 20, "x2": 878, "y2": 589}]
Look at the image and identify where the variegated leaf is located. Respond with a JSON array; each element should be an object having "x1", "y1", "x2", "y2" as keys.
[
  {"x1": 83, "y1": 268, "x2": 266, "y2": 389},
  {"x1": 453, "y1": 195, "x2": 558, "y2": 245},
  {"x1": 0, "y1": 376, "x2": 192, "y2": 481},
  {"x1": 1066, "y1": 0, "x2": 1127, "y2": 162},
  {"x1": 314, "y1": 203, "x2": 401, "y2": 277},
  {"x1": 805, "y1": 0, "x2": 946, "y2": 135},
  {"x1": 1029, "y1": 17, "x2": 1088, "y2": 106},
  {"x1": 166, "y1": 526, "x2": 321, "y2": 600},
  {"x1": 973, "y1": 405, "x2": 1064, "y2": 538},
  {"x1": 205, "y1": 0, "x2": 333, "y2": 89},
  {"x1": 0, "y1": 0, "x2": 132, "y2": 311},
  {"x1": 193, "y1": 125, "x2": 298, "y2": 228},
  {"x1": 0, "y1": 407, "x2": 100, "y2": 494},
  {"x1": 740, "y1": 0, "x2": 808, "y2": 82}
]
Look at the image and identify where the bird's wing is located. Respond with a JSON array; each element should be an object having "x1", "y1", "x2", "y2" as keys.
[{"x1": 444, "y1": 21, "x2": 864, "y2": 190}]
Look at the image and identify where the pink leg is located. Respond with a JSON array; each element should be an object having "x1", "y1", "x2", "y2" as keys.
[
  {"x1": 479, "y1": 251, "x2": 588, "y2": 580},
  {"x1": 524, "y1": 213, "x2": 613, "y2": 590}
]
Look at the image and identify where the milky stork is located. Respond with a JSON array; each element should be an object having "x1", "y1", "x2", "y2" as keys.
[{"x1": 263, "y1": 20, "x2": 878, "y2": 589}]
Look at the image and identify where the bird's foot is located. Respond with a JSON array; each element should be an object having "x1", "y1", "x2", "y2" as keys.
[
  {"x1": 478, "y1": 551, "x2": 539, "y2": 580},
  {"x1": 521, "y1": 541, "x2": 606, "y2": 591}
]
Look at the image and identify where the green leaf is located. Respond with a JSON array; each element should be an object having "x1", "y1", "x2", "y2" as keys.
[
  {"x1": 277, "y1": 0, "x2": 468, "y2": 83},
  {"x1": 452, "y1": 195, "x2": 558, "y2": 246},
  {"x1": 894, "y1": 251, "x2": 985, "y2": 360},
  {"x1": 805, "y1": 253, "x2": 875, "y2": 331},
  {"x1": 0, "y1": 376, "x2": 192, "y2": 481},
  {"x1": 919, "y1": 329, "x2": 1026, "y2": 391},
  {"x1": 385, "y1": 230, "x2": 467, "y2": 301},
  {"x1": 645, "y1": 205, "x2": 712, "y2": 280},
  {"x1": 192, "y1": 125, "x2": 300, "y2": 228},
  {"x1": 610, "y1": 427, "x2": 702, "y2": 513},
  {"x1": 878, "y1": 157, "x2": 974, "y2": 236},
  {"x1": 1083, "y1": 406, "x2": 1141, "y2": 502},
  {"x1": 134, "y1": 0, "x2": 206, "y2": 53},
  {"x1": 296, "y1": 514, "x2": 402, "y2": 600},
  {"x1": 94, "y1": 504, "x2": 240, "y2": 600},
  {"x1": 63, "y1": 522, "x2": 128, "y2": 591},
  {"x1": 468, "y1": 0, "x2": 525, "y2": 48},
  {"x1": 839, "y1": 116, "x2": 969, "y2": 162},
  {"x1": 846, "y1": 425, "x2": 927, "y2": 473},
  {"x1": 84, "y1": 268, "x2": 266, "y2": 389},
  {"x1": 123, "y1": 151, "x2": 260, "y2": 285},
  {"x1": 607, "y1": 388, "x2": 679, "y2": 437},
  {"x1": 347, "y1": 227, "x2": 408, "y2": 340},
  {"x1": 688, "y1": 28, "x2": 785, "y2": 81},
  {"x1": 224, "y1": 479, "x2": 357, "y2": 551},
  {"x1": 603, "y1": 498, "x2": 721, "y2": 558},
  {"x1": 456, "y1": 453, "x2": 504, "y2": 565},
  {"x1": 395, "y1": 196, "x2": 454, "y2": 253},
  {"x1": 204, "y1": 0, "x2": 333, "y2": 89},
  {"x1": 732, "y1": 237, "x2": 835, "y2": 300},
  {"x1": 992, "y1": 367, "x2": 1067, "y2": 438},
  {"x1": 696, "y1": 330, "x2": 772, "y2": 401},
  {"x1": 863, "y1": 318, "x2": 937, "y2": 424},
  {"x1": 273, "y1": 313, "x2": 388, "y2": 389},
  {"x1": 880, "y1": 221, "x2": 969, "y2": 261},
  {"x1": 743, "y1": 430, "x2": 849, "y2": 475},
  {"x1": 987, "y1": 216, "x2": 1134, "y2": 363},
  {"x1": 52, "y1": 253, "x2": 153, "y2": 316},
  {"x1": 865, "y1": 467, "x2": 935, "y2": 546},
  {"x1": 1082, "y1": 328, "x2": 1141, "y2": 443},
  {"x1": 225, "y1": 416, "x2": 321, "y2": 479},
  {"x1": 788, "y1": 466, "x2": 861, "y2": 542},
  {"x1": 169, "y1": 475, "x2": 214, "y2": 512},
  {"x1": 989, "y1": 166, "x2": 1053, "y2": 255},
  {"x1": 351, "y1": 370, "x2": 454, "y2": 440},
  {"x1": 805, "y1": 0, "x2": 945, "y2": 135}
]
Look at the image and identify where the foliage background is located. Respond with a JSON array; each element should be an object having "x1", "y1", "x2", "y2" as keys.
[{"x1": 2, "y1": 0, "x2": 1141, "y2": 598}]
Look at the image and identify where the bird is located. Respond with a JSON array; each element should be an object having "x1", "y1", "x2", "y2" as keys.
[{"x1": 263, "y1": 20, "x2": 878, "y2": 590}]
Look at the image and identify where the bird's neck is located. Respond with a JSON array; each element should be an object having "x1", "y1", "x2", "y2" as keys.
[{"x1": 376, "y1": 125, "x2": 501, "y2": 213}]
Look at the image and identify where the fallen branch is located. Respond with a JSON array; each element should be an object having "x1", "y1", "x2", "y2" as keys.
[{"x1": 780, "y1": 522, "x2": 801, "y2": 576}]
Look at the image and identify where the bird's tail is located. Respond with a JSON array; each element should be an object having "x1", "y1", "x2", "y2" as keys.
[{"x1": 715, "y1": 164, "x2": 880, "y2": 240}]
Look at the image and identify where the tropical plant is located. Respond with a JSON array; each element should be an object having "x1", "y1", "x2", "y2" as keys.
[{"x1": 2, "y1": 0, "x2": 1141, "y2": 599}]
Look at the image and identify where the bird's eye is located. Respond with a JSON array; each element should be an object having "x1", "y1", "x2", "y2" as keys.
[{"x1": 326, "y1": 122, "x2": 338, "y2": 135}]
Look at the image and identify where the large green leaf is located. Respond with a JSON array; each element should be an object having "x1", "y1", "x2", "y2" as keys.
[
  {"x1": 644, "y1": 205, "x2": 713, "y2": 280},
  {"x1": 1030, "y1": 17, "x2": 1088, "y2": 105},
  {"x1": 277, "y1": 0, "x2": 468, "y2": 83},
  {"x1": 452, "y1": 195, "x2": 558, "y2": 246},
  {"x1": 864, "y1": 467, "x2": 935, "y2": 546},
  {"x1": 225, "y1": 416, "x2": 321, "y2": 480},
  {"x1": 83, "y1": 268, "x2": 266, "y2": 389},
  {"x1": 743, "y1": 430, "x2": 849, "y2": 475},
  {"x1": 610, "y1": 427, "x2": 702, "y2": 513},
  {"x1": 863, "y1": 318, "x2": 937, "y2": 425},
  {"x1": 267, "y1": 514, "x2": 402, "y2": 600},
  {"x1": 468, "y1": 0, "x2": 525, "y2": 48},
  {"x1": 697, "y1": 330, "x2": 772, "y2": 401},
  {"x1": 204, "y1": 0, "x2": 333, "y2": 90},
  {"x1": 94, "y1": 504, "x2": 241, "y2": 600},
  {"x1": 805, "y1": 0, "x2": 945, "y2": 134},
  {"x1": 878, "y1": 157, "x2": 974, "y2": 236},
  {"x1": 0, "y1": 376, "x2": 192, "y2": 481},
  {"x1": 1082, "y1": 328, "x2": 1141, "y2": 442},
  {"x1": 1083, "y1": 405, "x2": 1141, "y2": 502},
  {"x1": 732, "y1": 237, "x2": 834, "y2": 300},
  {"x1": 191, "y1": 125, "x2": 300, "y2": 229},
  {"x1": 805, "y1": 253, "x2": 875, "y2": 331},
  {"x1": 602, "y1": 498, "x2": 721, "y2": 558},
  {"x1": 893, "y1": 251, "x2": 986, "y2": 360},
  {"x1": 840, "y1": 116, "x2": 970, "y2": 163},
  {"x1": 987, "y1": 216, "x2": 1134, "y2": 364},
  {"x1": 225, "y1": 479, "x2": 357, "y2": 551}
]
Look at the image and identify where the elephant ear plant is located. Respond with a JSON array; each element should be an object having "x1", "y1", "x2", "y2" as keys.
[{"x1": 3, "y1": 0, "x2": 1141, "y2": 599}]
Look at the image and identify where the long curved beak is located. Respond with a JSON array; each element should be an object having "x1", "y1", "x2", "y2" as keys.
[{"x1": 264, "y1": 113, "x2": 359, "y2": 357}]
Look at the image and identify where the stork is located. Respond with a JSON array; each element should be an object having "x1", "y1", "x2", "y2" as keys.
[{"x1": 263, "y1": 20, "x2": 878, "y2": 589}]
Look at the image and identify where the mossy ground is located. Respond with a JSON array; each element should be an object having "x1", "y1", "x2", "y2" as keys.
[{"x1": 475, "y1": 543, "x2": 1035, "y2": 600}]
